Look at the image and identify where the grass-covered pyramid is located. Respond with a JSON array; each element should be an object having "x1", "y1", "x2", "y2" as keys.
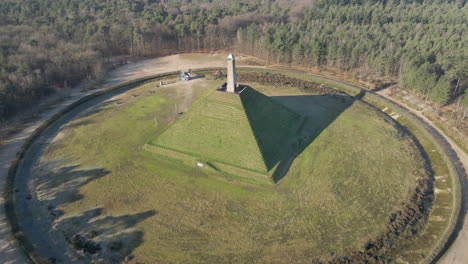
[{"x1": 146, "y1": 87, "x2": 304, "y2": 175}]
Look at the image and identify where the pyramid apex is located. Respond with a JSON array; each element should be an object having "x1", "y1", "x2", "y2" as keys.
[{"x1": 227, "y1": 53, "x2": 235, "y2": 60}]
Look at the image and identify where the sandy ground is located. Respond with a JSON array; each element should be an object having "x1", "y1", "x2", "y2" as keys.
[
  {"x1": 0, "y1": 53, "x2": 466, "y2": 263},
  {"x1": 102, "y1": 53, "x2": 260, "y2": 87}
]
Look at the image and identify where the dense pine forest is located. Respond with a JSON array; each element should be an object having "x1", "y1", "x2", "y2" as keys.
[{"x1": 0, "y1": 0, "x2": 466, "y2": 121}]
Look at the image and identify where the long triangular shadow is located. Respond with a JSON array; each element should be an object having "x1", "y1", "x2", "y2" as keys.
[
  {"x1": 239, "y1": 87, "x2": 356, "y2": 183},
  {"x1": 239, "y1": 87, "x2": 303, "y2": 171}
]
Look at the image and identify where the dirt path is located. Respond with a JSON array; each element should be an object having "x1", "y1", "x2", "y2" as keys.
[
  {"x1": 0, "y1": 130, "x2": 36, "y2": 264},
  {"x1": 0, "y1": 87, "x2": 115, "y2": 263},
  {"x1": 373, "y1": 92, "x2": 468, "y2": 264},
  {"x1": 0, "y1": 53, "x2": 466, "y2": 263},
  {"x1": 102, "y1": 53, "x2": 259, "y2": 87}
]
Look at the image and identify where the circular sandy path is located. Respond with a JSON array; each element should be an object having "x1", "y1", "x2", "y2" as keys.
[{"x1": 0, "y1": 53, "x2": 466, "y2": 264}]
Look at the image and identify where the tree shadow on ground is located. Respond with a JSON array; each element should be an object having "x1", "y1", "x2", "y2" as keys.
[
  {"x1": 75, "y1": 99, "x2": 121, "y2": 121},
  {"x1": 54, "y1": 80, "x2": 145, "y2": 132},
  {"x1": 372, "y1": 82, "x2": 397, "y2": 92},
  {"x1": 65, "y1": 119, "x2": 95, "y2": 129},
  {"x1": 34, "y1": 163, "x2": 110, "y2": 220},
  {"x1": 189, "y1": 74, "x2": 205, "y2": 80},
  {"x1": 11, "y1": 79, "x2": 159, "y2": 262},
  {"x1": 240, "y1": 88, "x2": 357, "y2": 183},
  {"x1": 55, "y1": 207, "x2": 156, "y2": 263},
  {"x1": 16, "y1": 161, "x2": 157, "y2": 263}
]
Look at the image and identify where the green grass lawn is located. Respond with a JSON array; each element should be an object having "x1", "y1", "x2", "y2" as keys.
[
  {"x1": 37, "y1": 75, "x2": 429, "y2": 263},
  {"x1": 148, "y1": 89, "x2": 268, "y2": 173}
]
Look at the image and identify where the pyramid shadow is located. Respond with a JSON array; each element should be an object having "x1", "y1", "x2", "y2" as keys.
[{"x1": 240, "y1": 88, "x2": 356, "y2": 183}]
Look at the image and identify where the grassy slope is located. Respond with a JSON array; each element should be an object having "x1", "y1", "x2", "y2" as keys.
[
  {"x1": 39, "y1": 77, "x2": 426, "y2": 263},
  {"x1": 149, "y1": 90, "x2": 267, "y2": 172},
  {"x1": 150, "y1": 87, "x2": 303, "y2": 173}
]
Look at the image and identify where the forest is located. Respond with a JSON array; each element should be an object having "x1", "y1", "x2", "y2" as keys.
[{"x1": 0, "y1": 0, "x2": 466, "y2": 121}]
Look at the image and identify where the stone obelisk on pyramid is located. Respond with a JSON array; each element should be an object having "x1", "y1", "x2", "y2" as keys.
[{"x1": 227, "y1": 53, "x2": 237, "y2": 93}]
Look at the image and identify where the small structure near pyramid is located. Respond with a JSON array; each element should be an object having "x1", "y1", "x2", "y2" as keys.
[
  {"x1": 227, "y1": 53, "x2": 237, "y2": 93},
  {"x1": 179, "y1": 71, "x2": 192, "y2": 81},
  {"x1": 213, "y1": 70, "x2": 224, "y2": 80}
]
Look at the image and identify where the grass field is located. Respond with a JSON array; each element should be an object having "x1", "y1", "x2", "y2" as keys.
[
  {"x1": 35, "y1": 75, "x2": 430, "y2": 263},
  {"x1": 149, "y1": 89, "x2": 269, "y2": 173}
]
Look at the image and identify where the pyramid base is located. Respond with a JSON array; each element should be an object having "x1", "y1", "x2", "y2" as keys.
[
  {"x1": 144, "y1": 144, "x2": 272, "y2": 182},
  {"x1": 216, "y1": 83, "x2": 247, "y2": 94}
]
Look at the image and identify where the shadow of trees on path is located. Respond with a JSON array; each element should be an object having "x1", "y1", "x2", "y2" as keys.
[
  {"x1": 9, "y1": 75, "x2": 162, "y2": 263},
  {"x1": 371, "y1": 82, "x2": 397, "y2": 92},
  {"x1": 16, "y1": 161, "x2": 156, "y2": 263},
  {"x1": 55, "y1": 207, "x2": 156, "y2": 263},
  {"x1": 35, "y1": 164, "x2": 109, "y2": 220}
]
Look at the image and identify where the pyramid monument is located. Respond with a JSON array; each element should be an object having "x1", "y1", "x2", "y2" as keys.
[{"x1": 146, "y1": 54, "x2": 305, "y2": 177}]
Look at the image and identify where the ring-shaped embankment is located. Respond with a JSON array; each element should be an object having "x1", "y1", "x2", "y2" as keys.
[{"x1": 4, "y1": 67, "x2": 464, "y2": 264}]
